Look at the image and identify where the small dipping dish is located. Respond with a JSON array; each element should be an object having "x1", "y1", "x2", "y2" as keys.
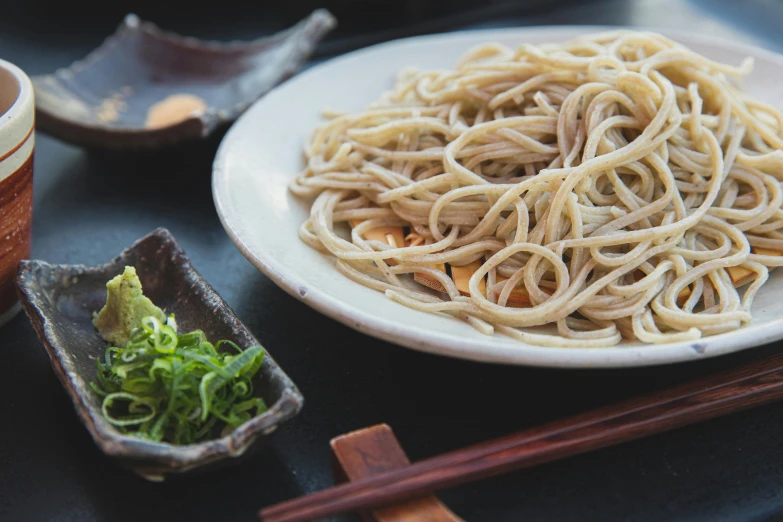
[
  {"x1": 15, "y1": 228, "x2": 304, "y2": 480},
  {"x1": 33, "y1": 10, "x2": 336, "y2": 149}
]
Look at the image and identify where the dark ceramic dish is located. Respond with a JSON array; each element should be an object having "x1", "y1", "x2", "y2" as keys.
[
  {"x1": 33, "y1": 9, "x2": 336, "y2": 150},
  {"x1": 15, "y1": 228, "x2": 303, "y2": 481}
]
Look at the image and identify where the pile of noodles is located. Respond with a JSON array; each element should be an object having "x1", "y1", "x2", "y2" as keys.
[{"x1": 291, "y1": 31, "x2": 783, "y2": 347}]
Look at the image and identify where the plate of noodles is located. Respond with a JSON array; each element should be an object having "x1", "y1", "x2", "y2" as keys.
[{"x1": 213, "y1": 26, "x2": 783, "y2": 368}]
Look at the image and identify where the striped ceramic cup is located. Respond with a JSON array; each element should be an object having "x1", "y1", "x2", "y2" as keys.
[{"x1": 0, "y1": 59, "x2": 34, "y2": 327}]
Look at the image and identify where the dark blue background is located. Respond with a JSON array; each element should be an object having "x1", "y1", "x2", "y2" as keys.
[{"x1": 3, "y1": 1, "x2": 783, "y2": 520}]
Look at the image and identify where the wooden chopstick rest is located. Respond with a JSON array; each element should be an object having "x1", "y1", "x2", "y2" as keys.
[{"x1": 331, "y1": 424, "x2": 463, "y2": 522}]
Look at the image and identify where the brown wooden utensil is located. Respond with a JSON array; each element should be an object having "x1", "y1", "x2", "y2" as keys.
[
  {"x1": 331, "y1": 424, "x2": 462, "y2": 522},
  {"x1": 260, "y1": 351, "x2": 783, "y2": 522}
]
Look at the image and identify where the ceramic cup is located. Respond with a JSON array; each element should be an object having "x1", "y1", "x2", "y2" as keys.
[{"x1": 0, "y1": 59, "x2": 34, "y2": 327}]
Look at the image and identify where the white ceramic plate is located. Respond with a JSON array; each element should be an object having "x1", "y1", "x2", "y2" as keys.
[{"x1": 213, "y1": 26, "x2": 783, "y2": 368}]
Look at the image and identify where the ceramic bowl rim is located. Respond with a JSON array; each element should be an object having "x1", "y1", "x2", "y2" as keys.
[
  {"x1": 0, "y1": 58, "x2": 33, "y2": 139},
  {"x1": 213, "y1": 25, "x2": 783, "y2": 369}
]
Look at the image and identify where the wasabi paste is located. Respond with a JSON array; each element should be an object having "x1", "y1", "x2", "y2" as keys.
[{"x1": 93, "y1": 266, "x2": 166, "y2": 346}]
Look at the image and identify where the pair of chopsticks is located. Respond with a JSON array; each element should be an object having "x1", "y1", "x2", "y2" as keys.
[{"x1": 261, "y1": 351, "x2": 783, "y2": 522}]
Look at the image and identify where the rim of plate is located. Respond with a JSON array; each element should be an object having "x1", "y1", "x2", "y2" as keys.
[{"x1": 213, "y1": 25, "x2": 783, "y2": 368}]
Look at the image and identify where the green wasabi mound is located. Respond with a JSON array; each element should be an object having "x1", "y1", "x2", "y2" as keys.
[{"x1": 93, "y1": 266, "x2": 166, "y2": 346}]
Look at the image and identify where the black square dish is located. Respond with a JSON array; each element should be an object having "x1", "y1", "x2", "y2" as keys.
[{"x1": 15, "y1": 227, "x2": 303, "y2": 480}]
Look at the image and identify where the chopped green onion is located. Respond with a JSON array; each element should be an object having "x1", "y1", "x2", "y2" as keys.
[{"x1": 91, "y1": 315, "x2": 267, "y2": 444}]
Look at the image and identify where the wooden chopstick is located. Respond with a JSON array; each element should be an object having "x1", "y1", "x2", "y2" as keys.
[{"x1": 260, "y1": 352, "x2": 783, "y2": 522}]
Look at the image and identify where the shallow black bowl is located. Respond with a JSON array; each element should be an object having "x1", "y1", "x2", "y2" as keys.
[
  {"x1": 15, "y1": 227, "x2": 303, "y2": 481},
  {"x1": 32, "y1": 10, "x2": 335, "y2": 149}
]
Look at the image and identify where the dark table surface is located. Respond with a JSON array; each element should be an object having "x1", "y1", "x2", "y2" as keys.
[{"x1": 4, "y1": 0, "x2": 783, "y2": 521}]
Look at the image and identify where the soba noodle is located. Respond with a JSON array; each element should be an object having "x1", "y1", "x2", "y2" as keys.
[{"x1": 291, "y1": 31, "x2": 783, "y2": 347}]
